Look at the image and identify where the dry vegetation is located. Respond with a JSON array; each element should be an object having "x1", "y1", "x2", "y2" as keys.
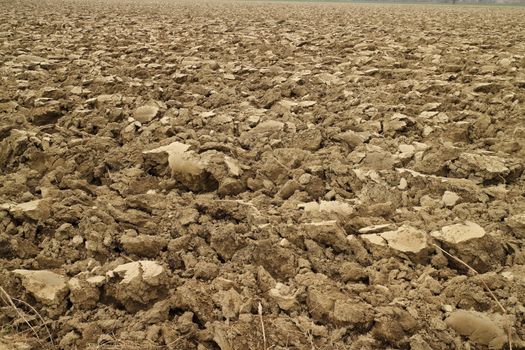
[{"x1": 1, "y1": 0, "x2": 525, "y2": 349}]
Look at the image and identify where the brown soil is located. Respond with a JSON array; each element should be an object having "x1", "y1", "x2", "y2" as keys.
[{"x1": 1, "y1": 0, "x2": 525, "y2": 349}]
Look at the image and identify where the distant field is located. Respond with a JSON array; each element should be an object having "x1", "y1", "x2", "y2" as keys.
[{"x1": 247, "y1": 0, "x2": 525, "y2": 5}]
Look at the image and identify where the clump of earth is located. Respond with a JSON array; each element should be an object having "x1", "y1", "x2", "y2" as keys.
[{"x1": 1, "y1": 0, "x2": 525, "y2": 349}]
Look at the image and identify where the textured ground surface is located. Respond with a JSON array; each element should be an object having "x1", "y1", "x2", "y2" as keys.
[{"x1": 1, "y1": 0, "x2": 525, "y2": 349}]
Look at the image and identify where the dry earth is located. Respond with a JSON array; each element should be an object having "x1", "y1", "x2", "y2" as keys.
[{"x1": 1, "y1": 0, "x2": 525, "y2": 349}]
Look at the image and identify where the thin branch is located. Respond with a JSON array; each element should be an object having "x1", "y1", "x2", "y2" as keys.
[
  {"x1": 432, "y1": 243, "x2": 512, "y2": 350},
  {"x1": 0, "y1": 287, "x2": 48, "y2": 348},
  {"x1": 258, "y1": 302, "x2": 267, "y2": 350},
  {"x1": 432, "y1": 244, "x2": 505, "y2": 313},
  {"x1": 10, "y1": 295, "x2": 55, "y2": 348}
]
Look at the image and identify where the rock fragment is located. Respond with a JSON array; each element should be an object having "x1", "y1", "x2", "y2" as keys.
[
  {"x1": 2, "y1": 199, "x2": 51, "y2": 221},
  {"x1": 298, "y1": 200, "x2": 353, "y2": 216},
  {"x1": 358, "y1": 224, "x2": 395, "y2": 234},
  {"x1": 133, "y1": 105, "x2": 159, "y2": 123},
  {"x1": 120, "y1": 234, "x2": 167, "y2": 258},
  {"x1": 106, "y1": 261, "x2": 167, "y2": 312},
  {"x1": 506, "y1": 213, "x2": 525, "y2": 238},
  {"x1": 251, "y1": 120, "x2": 284, "y2": 133},
  {"x1": 14, "y1": 54, "x2": 48, "y2": 66},
  {"x1": 362, "y1": 225, "x2": 428, "y2": 262},
  {"x1": 302, "y1": 220, "x2": 349, "y2": 252},
  {"x1": 194, "y1": 261, "x2": 219, "y2": 280},
  {"x1": 268, "y1": 283, "x2": 297, "y2": 311},
  {"x1": 216, "y1": 288, "x2": 243, "y2": 320},
  {"x1": 371, "y1": 307, "x2": 418, "y2": 347},
  {"x1": 143, "y1": 141, "x2": 244, "y2": 193},
  {"x1": 449, "y1": 152, "x2": 522, "y2": 182},
  {"x1": 431, "y1": 221, "x2": 485, "y2": 244},
  {"x1": 398, "y1": 144, "x2": 415, "y2": 159},
  {"x1": 88, "y1": 94, "x2": 123, "y2": 108},
  {"x1": 68, "y1": 275, "x2": 105, "y2": 308},
  {"x1": 306, "y1": 286, "x2": 373, "y2": 328},
  {"x1": 143, "y1": 141, "x2": 191, "y2": 176},
  {"x1": 360, "y1": 147, "x2": 395, "y2": 170},
  {"x1": 30, "y1": 104, "x2": 62, "y2": 125},
  {"x1": 500, "y1": 265, "x2": 525, "y2": 286},
  {"x1": 299, "y1": 100, "x2": 317, "y2": 107},
  {"x1": 422, "y1": 102, "x2": 441, "y2": 111},
  {"x1": 0, "y1": 129, "x2": 43, "y2": 172},
  {"x1": 291, "y1": 129, "x2": 323, "y2": 151},
  {"x1": 380, "y1": 226, "x2": 428, "y2": 254},
  {"x1": 278, "y1": 179, "x2": 300, "y2": 199},
  {"x1": 432, "y1": 222, "x2": 505, "y2": 272},
  {"x1": 13, "y1": 270, "x2": 69, "y2": 306},
  {"x1": 143, "y1": 142, "x2": 216, "y2": 192},
  {"x1": 383, "y1": 113, "x2": 412, "y2": 135},
  {"x1": 332, "y1": 300, "x2": 373, "y2": 327},
  {"x1": 473, "y1": 82, "x2": 502, "y2": 94},
  {"x1": 441, "y1": 191, "x2": 460, "y2": 207},
  {"x1": 333, "y1": 130, "x2": 366, "y2": 149},
  {"x1": 445, "y1": 310, "x2": 507, "y2": 349}
]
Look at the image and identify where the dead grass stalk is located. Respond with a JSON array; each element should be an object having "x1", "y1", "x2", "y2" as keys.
[
  {"x1": 432, "y1": 243, "x2": 512, "y2": 350},
  {"x1": 0, "y1": 286, "x2": 55, "y2": 348}
]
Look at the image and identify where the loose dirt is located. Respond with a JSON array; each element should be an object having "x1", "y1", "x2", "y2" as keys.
[{"x1": 1, "y1": 0, "x2": 525, "y2": 349}]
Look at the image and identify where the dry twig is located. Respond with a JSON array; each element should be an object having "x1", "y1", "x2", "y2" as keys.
[
  {"x1": 258, "y1": 302, "x2": 267, "y2": 350},
  {"x1": 433, "y1": 243, "x2": 512, "y2": 350},
  {"x1": 0, "y1": 286, "x2": 55, "y2": 348}
]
